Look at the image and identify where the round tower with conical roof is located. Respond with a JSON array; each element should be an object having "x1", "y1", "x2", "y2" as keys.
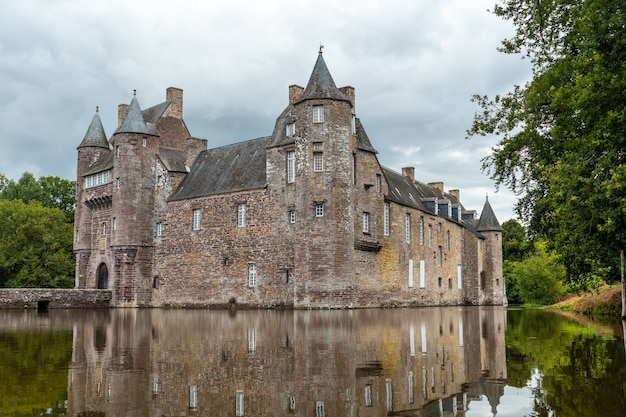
[{"x1": 476, "y1": 198, "x2": 506, "y2": 305}]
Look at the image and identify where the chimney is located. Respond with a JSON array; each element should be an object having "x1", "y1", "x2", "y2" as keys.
[
  {"x1": 429, "y1": 181, "x2": 444, "y2": 195},
  {"x1": 402, "y1": 167, "x2": 415, "y2": 181},
  {"x1": 339, "y1": 85, "x2": 355, "y2": 110},
  {"x1": 117, "y1": 104, "x2": 129, "y2": 128},
  {"x1": 449, "y1": 189, "x2": 460, "y2": 202},
  {"x1": 165, "y1": 87, "x2": 183, "y2": 119},
  {"x1": 289, "y1": 84, "x2": 304, "y2": 104}
]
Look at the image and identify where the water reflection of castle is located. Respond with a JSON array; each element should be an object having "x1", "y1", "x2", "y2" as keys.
[{"x1": 67, "y1": 308, "x2": 507, "y2": 416}]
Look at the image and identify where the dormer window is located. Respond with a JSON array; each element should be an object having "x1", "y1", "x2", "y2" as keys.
[
  {"x1": 313, "y1": 105, "x2": 324, "y2": 123},
  {"x1": 286, "y1": 123, "x2": 295, "y2": 136}
]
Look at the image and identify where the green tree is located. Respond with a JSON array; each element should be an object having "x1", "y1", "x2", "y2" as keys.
[
  {"x1": 502, "y1": 219, "x2": 532, "y2": 262},
  {"x1": 0, "y1": 200, "x2": 74, "y2": 288},
  {"x1": 0, "y1": 172, "x2": 75, "y2": 221},
  {"x1": 468, "y1": 0, "x2": 626, "y2": 288},
  {"x1": 510, "y1": 240, "x2": 565, "y2": 305}
]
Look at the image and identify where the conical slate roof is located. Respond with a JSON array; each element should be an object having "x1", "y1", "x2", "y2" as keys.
[
  {"x1": 477, "y1": 197, "x2": 503, "y2": 232},
  {"x1": 78, "y1": 109, "x2": 109, "y2": 149},
  {"x1": 115, "y1": 94, "x2": 159, "y2": 136},
  {"x1": 297, "y1": 51, "x2": 350, "y2": 103}
]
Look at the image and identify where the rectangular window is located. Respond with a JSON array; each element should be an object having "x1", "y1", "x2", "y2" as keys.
[
  {"x1": 405, "y1": 213, "x2": 411, "y2": 243},
  {"x1": 85, "y1": 170, "x2": 110, "y2": 189},
  {"x1": 286, "y1": 122, "x2": 295, "y2": 136},
  {"x1": 438, "y1": 246, "x2": 443, "y2": 266},
  {"x1": 316, "y1": 401, "x2": 325, "y2": 417},
  {"x1": 238, "y1": 203, "x2": 246, "y2": 227},
  {"x1": 419, "y1": 259, "x2": 426, "y2": 288},
  {"x1": 457, "y1": 264, "x2": 462, "y2": 289},
  {"x1": 235, "y1": 390, "x2": 244, "y2": 417},
  {"x1": 313, "y1": 105, "x2": 324, "y2": 123},
  {"x1": 313, "y1": 152, "x2": 324, "y2": 172},
  {"x1": 408, "y1": 259, "x2": 414, "y2": 288},
  {"x1": 362, "y1": 212, "x2": 370, "y2": 233},
  {"x1": 248, "y1": 263, "x2": 257, "y2": 288},
  {"x1": 419, "y1": 216, "x2": 424, "y2": 245},
  {"x1": 352, "y1": 114, "x2": 357, "y2": 135},
  {"x1": 428, "y1": 224, "x2": 433, "y2": 247},
  {"x1": 383, "y1": 202, "x2": 390, "y2": 236},
  {"x1": 192, "y1": 208, "x2": 201, "y2": 231},
  {"x1": 113, "y1": 217, "x2": 117, "y2": 231},
  {"x1": 408, "y1": 371, "x2": 415, "y2": 404},
  {"x1": 375, "y1": 174, "x2": 381, "y2": 192},
  {"x1": 287, "y1": 151, "x2": 295, "y2": 183},
  {"x1": 289, "y1": 209, "x2": 296, "y2": 224},
  {"x1": 364, "y1": 384, "x2": 372, "y2": 407},
  {"x1": 142, "y1": 137, "x2": 147, "y2": 147},
  {"x1": 116, "y1": 177, "x2": 120, "y2": 189},
  {"x1": 156, "y1": 222, "x2": 162, "y2": 237},
  {"x1": 447, "y1": 230, "x2": 451, "y2": 251},
  {"x1": 315, "y1": 203, "x2": 324, "y2": 217}
]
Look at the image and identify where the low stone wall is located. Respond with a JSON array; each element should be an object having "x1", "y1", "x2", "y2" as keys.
[{"x1": 0, "y1": 289, "x2": 112, "y2": 309}]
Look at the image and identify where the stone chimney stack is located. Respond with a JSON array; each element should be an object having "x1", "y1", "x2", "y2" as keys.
[
  {"x1": 117, "y1": 104, "x2": 129, "y2": 128},
  {"x1": 289, "y1": 84, "x2": 304, "y2": 104},
  {"x1": 402, "y1": 167, "x2": 415, "y2": 182},
  {"x1": 449, "y1": 189, "x2": 460, "y2": 202},
  {"x1": 429, "y1": 181, "x2": 444, "y2": 194},
  {"x1": 165, "y1": 87, "x2": 183, "y2": 119},
  {"x1": 339, "y1": 85, "x2": 355, "y2": 110}
]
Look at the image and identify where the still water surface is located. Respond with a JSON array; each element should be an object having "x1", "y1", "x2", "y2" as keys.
[{"x1": 0, "y1": 307, "x2": 624, "y2": 417}]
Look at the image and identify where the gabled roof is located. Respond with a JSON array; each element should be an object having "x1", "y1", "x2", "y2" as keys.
[
  {"x1": 296, "y1": 51, "x2": 350, "y2": 103},
  {"x1": 169, "y1": 136, "x2": 271, "y2": 201},
  {"x1": 114, "y1": 95, "x2": 159, "y2": 136},
  {"x1": 355, "y1": 117, "x2": 377, "y2": 153},
  {"x1": 477, "y1": 198, "x2": 503, "y2": 232},
  {"x1": 382, "y1": 167, "x2": 430, "y2": 212},
  {"x1": 143, "y1": 101, "x2": 170, "y2": 125},
  {"x1": 78, "y1": 110, "x2": 109, "y2": 149},
  {"x1": 157, "y1": 147, "x2": 187, "y2": 173}
]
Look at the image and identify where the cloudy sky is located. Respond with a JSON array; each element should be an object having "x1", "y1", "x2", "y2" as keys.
[{"x1": 0, "y1": 0, "x2": 531, "y2": 222}]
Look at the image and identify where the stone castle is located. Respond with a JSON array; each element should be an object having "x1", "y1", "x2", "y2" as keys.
[{"x1": 73, "y1": 51, "x2": 505, "y2": 308}]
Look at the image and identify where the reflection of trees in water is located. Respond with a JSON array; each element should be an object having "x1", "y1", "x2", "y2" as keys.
[{"x1": 506, "y1": 309, "x2": 626, "y2": 417}]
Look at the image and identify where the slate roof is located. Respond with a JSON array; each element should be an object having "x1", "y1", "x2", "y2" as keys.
[
  {"x1": 114, "y1": 96, "x2": 159, "y2": 136},
  {"x1": 78, "y1": 111, "x2": 109, "y2": 149},
  {"x1": 169, "y1": 136, "x2": 271, "y2": 201},
  {"x1": 296, "y1": 52, "x2": 350, "y2": 103},
  {"x1": 84, "y1": 150, "x2": 114, "y2": 176},
  {"x1": 355, "y1": 117, "x2": 377, "y2": 153},
  {"x1": 157, "y1": 147, "x2": 188, "y2": 173},
  {"x1": 477, "y1": 198, "x2": 503, "y2": 232}
]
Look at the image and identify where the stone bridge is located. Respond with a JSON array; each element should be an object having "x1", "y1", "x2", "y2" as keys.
[{"x1": 0, "y1": 289, "x2": 111, "y2": 310}]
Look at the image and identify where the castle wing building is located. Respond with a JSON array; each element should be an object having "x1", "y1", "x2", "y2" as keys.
[{"x1": 74, "y1": 52, "x2": 505, "y2": 308}]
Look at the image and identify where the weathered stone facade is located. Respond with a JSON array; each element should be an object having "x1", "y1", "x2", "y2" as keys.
[{"x1": 73, "y1": 52, "x2": 505, "y2": 308}]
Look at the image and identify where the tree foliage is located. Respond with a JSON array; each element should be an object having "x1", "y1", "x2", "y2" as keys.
[
  {"x1": 0, "y1": 172, "x2": 76, "y2": 288},
  {"x1": 468, "y1": 0, "x2": 626, "y2": 287}
]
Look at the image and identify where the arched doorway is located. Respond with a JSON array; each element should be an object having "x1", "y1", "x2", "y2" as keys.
[{"x1": 96, "y1": 263, "x2": 109, "y2": 289}]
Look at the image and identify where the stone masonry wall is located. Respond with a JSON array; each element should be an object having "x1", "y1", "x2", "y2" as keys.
[{"x1": 0, "y1": 289, "x2": 111, "y2": 308}]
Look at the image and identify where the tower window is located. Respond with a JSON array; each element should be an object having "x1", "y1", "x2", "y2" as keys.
[
  {"x1": 375, "y1": 174, "x2": 381, "y2": 192},
  {"x1": 313, "y1": 105, "x2": 324, "y2": 123},
  {"x1": 248, "y1": 263, "x2": 257, "y2": 288},
  {"x1": 383, "y1": 202, "x2": 390, "y2": 236},
  {"x1": 315, "y1": 203, "x2": 324, "y2": 217},
  {"x1": 287, "y1": 151, "x2": 295, "y2": 183},
  {"x1": 313, "y1": 142, "x2": 324, "y2": 172},
  {"x1": 289, "y1": 209, "x2": 296, "y2": 224},
  {"x1": 286, "y1": 122, "x2": 295, "y2": 136},
  {"x1": 362, "y1": 212, "x2": 370, "y2": 233},
  {"x1": 156, "y1": 222, "x2": 162, "y2": 237}
]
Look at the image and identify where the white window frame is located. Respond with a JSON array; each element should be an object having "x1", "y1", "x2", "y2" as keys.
[
  {"x1": 248, "y1": 263, "x2": 257, "y2": 288},
  {"x1": 362, "y1": 212, "x2": 370, "y2": 233},
  {"x1": 375, "y1": 174, "x2": 381, "y2": 192},
  {"x1": 438, "y1": 246, "x2": 443, "y2": 266},
  {"x1": 405, "y1": 213, "x2": 411, "y2": 243},
  {"x1": 419, "y1": 216, "x2": 424, "y2": 245},
  {"x1": 85, "y1": 170, "x2": 110, "y2": 189},
  {"x1": 352, "y1": 114, "x2": 356, "y2": 135},
  {"x1": 238, "y1": 203, "x2": 246, "y2": 227},
  {"x1": 315, "y1": 203, "x2": 324, "y2": 217},
  {"x1": 156, "y1": 222, "x2": 162, "y2": 237},
  {"x1": 419, "y1": 259, "x2": 426, "y2": 288},
  {"x1": 313, "y1": 142, "x2": 323, "y2": 172},
  {"x1": 428, "y1": 224, "x2": 433, "y2": 247},
  {"x1": 383, "y1": 202, "x2": 390, "y2": 236},
  {"x1": 286, "y1": 122, "x2": 295, "y2": 136},
  {"x1": 192, "y1": 208, "x2": 201, "y2": 231},
  {"x1": 313, "y1": 105, "x2": 324, "y2": 123},
  {"x1": 289, "y1": 209, "x2": 296, "y2": 224},
  {"x1": 287, "y1": 151, "x2": 295, "y2": 183}
]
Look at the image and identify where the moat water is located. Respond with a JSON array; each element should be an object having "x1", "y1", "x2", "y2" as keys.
[{"x1": 0, "y1": 307, "x2": 624, "y2": 417}]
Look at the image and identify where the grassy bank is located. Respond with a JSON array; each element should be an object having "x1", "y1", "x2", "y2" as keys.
[{"x1": 551, "y1": 284, "x2": 623, "y2": 318}]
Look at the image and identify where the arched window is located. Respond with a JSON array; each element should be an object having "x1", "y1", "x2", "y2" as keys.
[{"x1": 96, "y1": 263, "x2": 108, "y2": 289}]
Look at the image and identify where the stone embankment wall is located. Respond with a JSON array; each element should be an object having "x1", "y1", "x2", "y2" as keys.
[{"x1": 0, "y1": 289, "x2": 111, "y2": 309}]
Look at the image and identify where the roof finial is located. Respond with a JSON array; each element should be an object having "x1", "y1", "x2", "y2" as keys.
[
  {"x1": 96, "y1": 105, "x2": 99, "y2": 113},
  {"x1": 133, "y1": 89, "x2": 137, "y2": 97},
  {"x1": 319, "y1": 43, "x2": 324, "y2": 54},
  {"x1": 486, "y1": 192, "x2": 489, "y2": 201}
]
